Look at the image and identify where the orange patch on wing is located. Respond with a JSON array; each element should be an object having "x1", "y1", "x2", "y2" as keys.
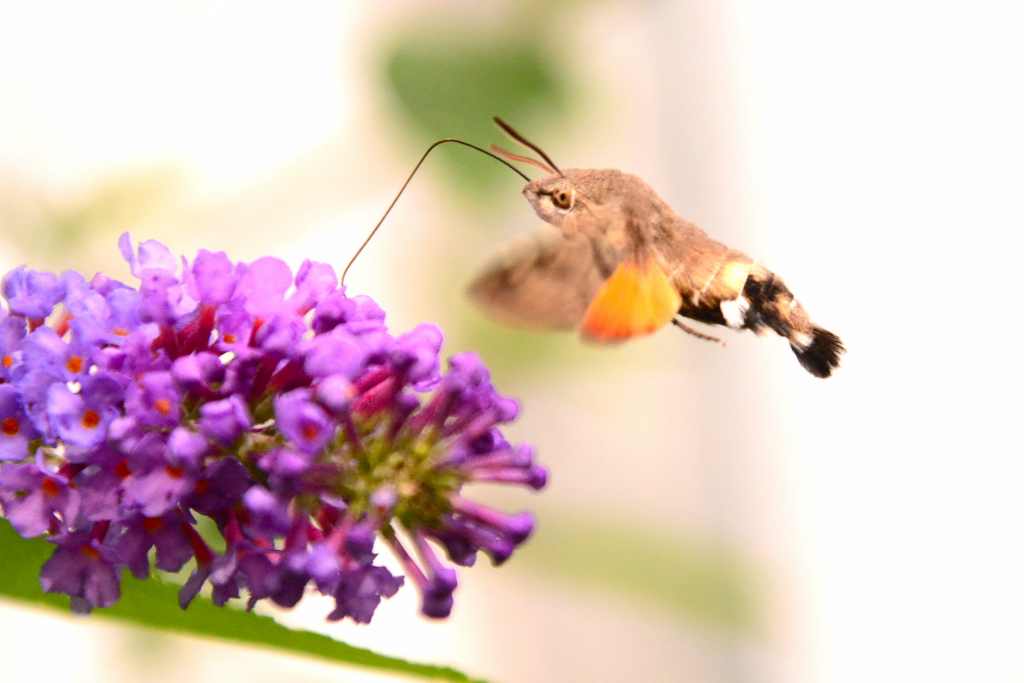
[{"x1": 581, "y1": 262, "x2": 682, "y2": 342}]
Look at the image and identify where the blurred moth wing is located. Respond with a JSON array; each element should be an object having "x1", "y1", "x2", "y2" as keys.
[
  {"x1": 466, "y1": 226, "x2": 608, "y2": 331},
  {"x1": 467, "y1": 222, "x2": 683, "y2": 342},
  {"x1": 579, "y1": 258, "x2": 682, "y2": 341}
]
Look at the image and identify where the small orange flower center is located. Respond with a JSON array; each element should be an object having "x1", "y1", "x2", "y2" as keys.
[
  {"x1": 40, "y1": 477, "x2": 60, "y2": 498},
  {"x1": 194, "y1": 479, "x2": 210, "y2": 494},
  {"x1": 115, "y1": 460, "x2": 132, "y2": 479},
  {"x1": 81, "y1": 410, "x2": 101, "y2": 429},
  {"x1": 302, "y1": 424, "x2": 320, "y2": 440},
  {"x1": 222, "y1": 333, "x2": 236, "y2": 344},
  {"x1": 142, "y1": 517, "x2": 164, "y2": 532},
  {"x1": 1, "y1": 417, "x2": 19, "y2": 436},
  {"x1": 112, "y1": 328, "x2": 129, "y2": 337},
  {"x1": 153, "y1": 399, "x2": 172, "y2": 416},
  {"x1": 2, "y1": 355, "x2": 12, "y2": 368},
  {"x1": 66, "y1": 356, "x2": 84, "y2": 374},
  {"x1": 165, "y1": 465, "x2": 184, "y2": 479},
  {"x1": 80, "y1": 545, "x2": 100, "y2": 560}
]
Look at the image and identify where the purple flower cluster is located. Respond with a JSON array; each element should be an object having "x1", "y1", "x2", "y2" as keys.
[{"x1": 0, "y1": 234, "x2": 545, "y2": 620}]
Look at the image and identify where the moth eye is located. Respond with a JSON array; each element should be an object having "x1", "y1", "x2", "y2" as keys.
[{"x1": 551, "y1": 189, "x2": 573, "y2": 210}]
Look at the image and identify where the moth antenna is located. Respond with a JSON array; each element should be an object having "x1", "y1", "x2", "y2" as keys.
[
  {"x1": 340, "y1": 139, "x2": 531, "y2": 287},
  {"x1": 493, "y1": 117, "x2": 563, "y2": 176},
  {"x1": 672, "y1": 318, "x2": 723, "y2": 344},
  {"x1": 488, "y1": 143, "x2": 556, "y2": 175}
]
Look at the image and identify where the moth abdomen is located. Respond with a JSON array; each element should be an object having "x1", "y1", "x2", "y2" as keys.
[{"x1": 739, "y1": 265, "x2": 845, "y2": 378}]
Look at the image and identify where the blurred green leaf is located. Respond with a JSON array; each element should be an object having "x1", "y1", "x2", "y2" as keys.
[
  {"x1": 383, "y1": 36, "x2": 568, "y2": 196},
  {"x1": 514, "y1": 513, "x2": 763, "y2": 633},
  {"x1": 0, "y1": 520, "x2": 489, "y2": 683}
]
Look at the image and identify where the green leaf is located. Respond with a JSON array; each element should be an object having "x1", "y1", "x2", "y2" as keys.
[{"x1": 0, "y1": 520, "x2": 489, "y2": 683}]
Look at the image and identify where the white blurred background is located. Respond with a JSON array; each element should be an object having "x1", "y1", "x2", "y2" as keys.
[{"x1": 0, "y1": 2, "x2": 1022, "y2": 682}]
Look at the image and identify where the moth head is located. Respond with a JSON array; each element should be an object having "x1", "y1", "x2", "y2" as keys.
[
  {"x1": 490, "y1": 118, "x2": 581, "y2": 226},
  {"x1": 523, "y1": 175, "x2": 578, "y2": 226}
]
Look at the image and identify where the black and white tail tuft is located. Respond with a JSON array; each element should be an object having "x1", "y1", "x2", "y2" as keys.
[{"x1": 791, "y1": 326, "x2": 845, "y2": 378}]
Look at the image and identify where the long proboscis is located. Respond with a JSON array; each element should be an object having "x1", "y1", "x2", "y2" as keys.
[
  {"x1": 340, "y1": 139, "x2": 532, "y2": 287},
  {"x1": 493, "y1": 117, "x2": 562, "y2": 176}
]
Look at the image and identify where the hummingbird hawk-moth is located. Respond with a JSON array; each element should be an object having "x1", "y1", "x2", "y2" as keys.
[{"x1": 467, "y1": 118, "x2": 845, "y2": 378}]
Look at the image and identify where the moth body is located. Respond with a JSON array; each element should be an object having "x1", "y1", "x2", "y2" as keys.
[{"x1": 469, "y1": 123, "x2": 845, "y2": 377}]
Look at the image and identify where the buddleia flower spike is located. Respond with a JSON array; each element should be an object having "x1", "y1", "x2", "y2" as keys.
[{"x1": 0, "y1": 234, "x2": 546, "y2": 621}]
